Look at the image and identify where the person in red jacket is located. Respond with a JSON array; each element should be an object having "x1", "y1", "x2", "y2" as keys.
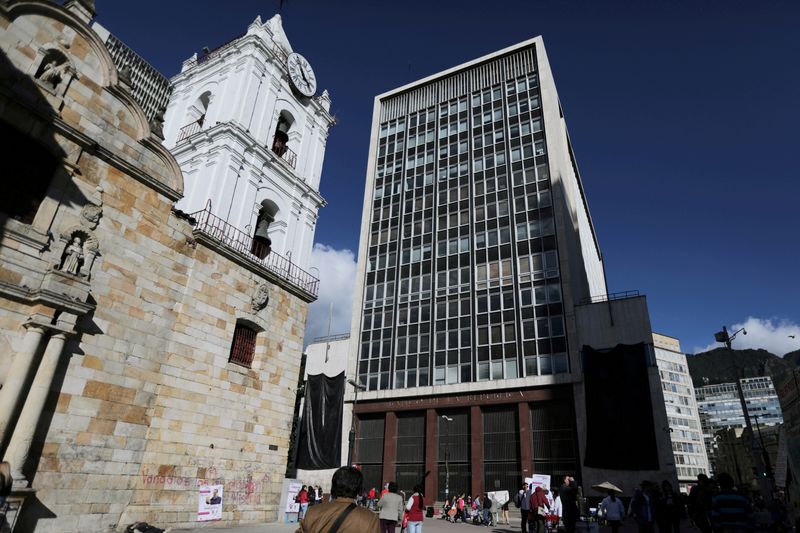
[
  {"x1": 298, "y1": 485, "x2": 310, "y2": 519},
  {"x1": 405, "y1": 484, "x2": 425, "y2": 533},
  {"x1": 529, "y1": 486, "x2": 550, "y2": 533}
]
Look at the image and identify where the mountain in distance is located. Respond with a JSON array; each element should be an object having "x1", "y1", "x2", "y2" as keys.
[{"x1": 686, "y1": 347, "x2": 800, "y2": 389}]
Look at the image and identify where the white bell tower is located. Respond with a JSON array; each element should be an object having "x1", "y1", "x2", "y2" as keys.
[{"x1": 163, "y1": 14, "x2": 334, "y2": 271}]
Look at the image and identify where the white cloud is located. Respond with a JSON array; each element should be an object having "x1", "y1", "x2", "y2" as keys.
[
  {"x1": 693, "y1": 317, "x2": 800, "y2": 356},
  {"x1": 304, "y1": 243, "x2": 357, "y2": 346}
]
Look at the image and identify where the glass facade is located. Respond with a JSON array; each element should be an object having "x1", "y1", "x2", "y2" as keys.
[{"x1": 359, "y1": 46, "x2": 568, "y2": 391}]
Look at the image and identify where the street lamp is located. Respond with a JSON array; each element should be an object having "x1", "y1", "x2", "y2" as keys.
[
  {"x1": 346, "y1": 377, "x2": 366, "y2": 467},
  {"x1": 441, "y1": 415, "x2": 453, "y2": 502},
  {"x1": 713, "y1": 325, "x2": 772, "y2": 500}
]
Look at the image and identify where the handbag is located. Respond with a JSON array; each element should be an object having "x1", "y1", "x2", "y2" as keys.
[{"x1": 537, "y1": 505, "x2": 548, "y2": 517}]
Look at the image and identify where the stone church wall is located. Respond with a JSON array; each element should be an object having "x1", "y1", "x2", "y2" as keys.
[{"x1": 0, "y1": 2, "x2": 308, "y2": 531}]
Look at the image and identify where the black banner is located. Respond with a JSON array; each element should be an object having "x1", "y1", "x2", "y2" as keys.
[
  {"x1": 296, "y1": 372, "x2": 345, "y2": 470},
  {"x1": 582, "y1": 343, "x2": 659, "y2": 470}
]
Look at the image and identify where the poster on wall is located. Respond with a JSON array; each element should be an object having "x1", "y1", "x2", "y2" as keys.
[
  {"x1": 198, "y1": 484, "x2": 223, "y2": 521},
  {"x1": 286, "y1": 481, "x2": 302, "y2": 513},
  {"x1": 525, "y1": 474, "x2": 552, "y2": 491}
]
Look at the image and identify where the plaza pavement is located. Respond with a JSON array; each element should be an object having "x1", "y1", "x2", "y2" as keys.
[{"x1": 175, "y1": 510, "x2": 697, "y2": 533}]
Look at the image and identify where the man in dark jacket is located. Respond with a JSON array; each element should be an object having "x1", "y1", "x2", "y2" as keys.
[
  {"x1": 559, "y1": 476, "x2": 578, "y2": 533},
  {"x1": 517, "y1": 482, "x2": 532, "y2": 533}
]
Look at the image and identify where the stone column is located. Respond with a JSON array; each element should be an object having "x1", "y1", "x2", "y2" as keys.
[
  {"x1": 0, "y1": 325, "x2": 46, "y2": 446},
  {"x1": 3, "y1": 333, "x2": 67, "y2": 485},
  {"x1": 518, "y1": 401, "x2": 533, "y2": 478},
  {"x1": 424, "y1": 409, "x2": 438, "y2": 501}
]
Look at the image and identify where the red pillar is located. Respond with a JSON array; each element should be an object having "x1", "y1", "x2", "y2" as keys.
[
  {"x1": 383, "y1": 411, "x2": 397, "y2": 485},
  {"x1": 518, "y1": 401, "x2": 533, "y2": 477},
  {"x1": 425, "y1": 409, "x2": 439, "y2": 501},
  {"x1": 470, "y1": 405, "x2": 484, "y2": 496}
]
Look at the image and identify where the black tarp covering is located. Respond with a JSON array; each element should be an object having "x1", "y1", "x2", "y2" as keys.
[
  {"x1": 296, "y1": 372, "x2": 345, "y2": 470},
  {"x1": 583, "y1": 343, "x2": 659, "y2": 470}
]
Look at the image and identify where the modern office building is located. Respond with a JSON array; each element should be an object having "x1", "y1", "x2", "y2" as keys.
[
  {"x1": 653, "y1": 333, "x2": 710, "y2": 492},
  {"x1": 695, "y1": 376, "x2": 784, "y2": 473},
  {"x1": 345, "y1": 37, "x2": 676, "y2": 500}
]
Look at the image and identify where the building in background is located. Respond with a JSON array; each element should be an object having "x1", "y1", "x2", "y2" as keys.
[
  {"x1": 162, "y1": 14, "x2": 335, "y2": 272},
  {"x1": 346, "y1": 36, "x2": 676, "y2": 500},
  {"x1": 91, "y1": 22, "x2": 172, "y2": 121},
  {"x1": 653, "y1": 334, "x2": 710, "y2": 492},
  {"x1": 775, "y1": 370, "x2": 800, "y2": 520},
  {"x1": 0, "y1": 2, "x2": 320, "y2": 531}
]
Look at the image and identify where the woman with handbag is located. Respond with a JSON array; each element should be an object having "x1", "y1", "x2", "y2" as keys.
[{"x1": 529, "y1": 486, "x2": 550, "y2": 533}]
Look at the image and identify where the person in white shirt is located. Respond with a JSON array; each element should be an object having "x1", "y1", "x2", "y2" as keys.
[{"x1": 600, "y1": 491, "x2": 626, "y2": 533}]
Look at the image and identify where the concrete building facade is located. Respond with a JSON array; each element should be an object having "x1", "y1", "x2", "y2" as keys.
[
  {"x1": 652, "y1": 333, "x2": 710, "y2": 492},
  {"x1": 0, "y1": 2, "x2": 319, "y2": 531},
  {"x1": 346, "y1": 37, "x2": 676, "y2": 500}
]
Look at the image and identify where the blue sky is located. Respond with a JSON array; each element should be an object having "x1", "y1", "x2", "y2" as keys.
[{"x1": 96, "y1": 0, "x2": 800, "y2": 354}]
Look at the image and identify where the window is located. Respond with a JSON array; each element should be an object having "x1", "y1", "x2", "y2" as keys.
[{"x1": 229, "y1": 322, "x2": 258, "y2": 368}]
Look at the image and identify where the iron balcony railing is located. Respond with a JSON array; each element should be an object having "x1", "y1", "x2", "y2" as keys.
[
  {"x1": 190, "y1": 208, "x2": 319, "y2": 298},
  {"x1": 176, "y1": 118, "x2": 203, "y2": 143},
  {"x1": 273, "y1": 144, "x2": 297, "y2": 169},
  {"x1": 184, "y1": 33, "x2": 246, "y2": 69}
]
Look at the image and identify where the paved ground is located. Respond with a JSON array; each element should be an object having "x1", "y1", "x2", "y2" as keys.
[{"x1": 175, "y1": 510, "x2": 698, "y2": 533}]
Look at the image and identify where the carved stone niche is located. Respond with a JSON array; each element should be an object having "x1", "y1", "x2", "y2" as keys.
[
  {"x1": 55, "y1": 226, "x2": 99, "y2": 280},
  {"x1": 251, "y1": 283, "x2": 270, "y2": 312},
  {"x1": 34, "y1": 48, "x2": 74, "y2": 96}
]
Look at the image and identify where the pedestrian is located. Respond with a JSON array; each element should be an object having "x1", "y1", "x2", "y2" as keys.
[
  {"x1": 315, "y1": 485, "x2": 324, "y2": 506},
  {"x1": 298, "y1": 485, "x2": 310, "y2": 520},
  {"x1": 298, "y1": 466, "x2": 379, "y2": 533},
  {"x1": 405, "y1": 484, "x2": 425, "y2": 533},
  {"x1": 655, "y1": 481, "x2": 681, "y2": 533},
  {"x1": 559, "y1": 476, "x2": 579, "y2": 533},
  {"x1": 551, "y1": 488, "x2": 562, "y2": 525},
  {"x1": 457, "y1": 494, "x2": 466, "y2": 523},
  {"x1": 482, "y1": 493, "x2": 493, "y2": 525},
  {"x1": 710, "y1": 472, "x2": 753, "y2": 532},
  {"x1": 377, "y1": 482, "x2": 404, "y2": 533},
  {"x1": 628, "y1": 483, "x2": 655, "y2": 533},
  {"x1": 369, "y1": 487, "x2": 377, "y2": 510},
  {"x1": 688, "y1": 474, "x2": 713, "y2": 533},
  {"x1": 517, "y1": 482, "x2": 533, "y2": 533},
  {"x1": 529, "y1": 486, "x2": 550, "y2": 533},
  {"x1": 500, "y1": 493, "x2": 509, "y2": 525},
  {"x1": 599, "y1": 490, "x2": 625, "y2": 533}
]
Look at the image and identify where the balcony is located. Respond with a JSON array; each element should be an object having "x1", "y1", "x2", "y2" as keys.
[
  {"x1": 176, "y1": 118, "x2": 203, "y2": 143},
  {"x1": 183, "y1": 33, "x2": 246, "y2": 70},
  {"x1": 271, "y1": 134, "x2": 297, "y2": 169},
  {"x1": 189, "y1": 208, "x2": 319, "y2": 299}
]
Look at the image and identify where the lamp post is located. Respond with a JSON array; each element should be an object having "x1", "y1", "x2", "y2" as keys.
[
  {"x1": 713, "y1": 325, "x2": 772, "y2": 500},
  {"x1": 347, "y1": 377, "x2": 366, "y2": 467},
  {"x1": 441, "y1": 415, "x2": 452, "y2": 502}
]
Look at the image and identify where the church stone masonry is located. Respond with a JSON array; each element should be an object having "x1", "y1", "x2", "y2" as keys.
[{"x1": 0, "y1": 1, "x2": 317, "y2": 531}]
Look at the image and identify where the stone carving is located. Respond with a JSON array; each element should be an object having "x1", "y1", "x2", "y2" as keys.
[
  {"x1": 251, "y1": 283, "x2": 270, "y2": 312},
  {"x1": 80, "y1": 203, "x2": 102, "y2": 229},
  {"x1": 37, "y1": 57, "x2": 69, "y2": 90},
  {"x1": 119, "y1": 63, "x2": 133, "y2": 86},
  {"x1": 60, "y1": 236, "x2": 84, "y2": 275},
  {"x1": 149, "y1": 110, "x2": 165, "y2": 140}
]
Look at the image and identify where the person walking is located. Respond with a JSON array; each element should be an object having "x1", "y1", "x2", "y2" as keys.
[
  {"x1": 517, "y1": 482, "x2": 533, "y2": 533},
  {"x1": 688, "y1": 474, "x2": 713, "y2": 533},
  {"x1": 298, "y1": 467, "x2": 379, "y2": 533},
  {"x1": 377, "y1": 482, "x2": 404, "y2": 533},
  {"x1": 405, "y1": 485, "x2": 425, "y2": 533},
  {"x1": 500, "y1": 493, "x2": 509, "y2": 525},
  {"x1": 655, "y1": 481, "x2": 681, "y2": 533},
  {"x1": 529, "y1": 486, "x2": 550, "y2": 533},
  {"x1": 628, "y1": 483, "x2": 655, "y2": 533},
  {"x1": 559, "y1": 476, "x2": 579, "y2": 533},
  {"x1": 710, "y1": 472, "x2": 753, "y2": 532},
  {"x1": 315, "y1": 485, "x2": 324, "y2": 506},
  {"x1": 482, "y1": 494, "x2": 493, "y2": 525},
  {"x1": 298, "y1": 485, "x2": 310, "y2": 520},
  {"x1": 599, "y1": 490, "x2": 625, "y2": 533}
]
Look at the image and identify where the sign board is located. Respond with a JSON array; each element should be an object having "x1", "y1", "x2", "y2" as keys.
[
  {"x1": 285, "y1": 481, "x2": 303, "y2": 513},
  {"x1": 525, "y1": 474, "x2": 552, "y2": 491},
  {"x1": 197, "y1": 484, "x2": 223, "y2": 522},
  {"x1": 488, "y1": 490, "x2": 509, "y2": 506}
]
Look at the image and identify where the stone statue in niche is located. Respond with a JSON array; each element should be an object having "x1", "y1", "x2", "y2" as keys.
[
  {"x1": 149, "y1": 110, "x2": 165, "y2": 140},
  {"x1": 61, "y1": 236, "x2": 84, "y2": 275},
  {"x1": 37, "y1": 57, "x2": 69, "y2": 89},
  {"x1": 118, "y1": 63, "x2": 133, "y2": 86}
]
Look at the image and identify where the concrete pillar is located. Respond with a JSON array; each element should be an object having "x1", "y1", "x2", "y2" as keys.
[
  {"x1": 3, "y1": 333, "x2": 67, "y2": 485},
  {"x1": 382, "y1": 411, "x2": 397, "y2": 484},
  {"x1": 470, "y1": 405, "x2": 483, "y2": 496},
  {"x1": 424, "y1": 409, "x2": 438, "y2": 501},
  {"x1": 518, "y1": 401, "x2": 533, "y2": 478},
  {"x1": 0, "y1": 325, "x2": 46, "y2": 446}
]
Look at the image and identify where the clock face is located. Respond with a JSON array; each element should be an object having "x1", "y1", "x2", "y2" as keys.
[{"x1": 287, "y1": 52, "x2": 316, "y2": 97}]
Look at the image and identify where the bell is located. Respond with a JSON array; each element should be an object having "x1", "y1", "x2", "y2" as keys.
[{"x1": 251, "y1": 217, "x2": 272, "y2": 259}]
